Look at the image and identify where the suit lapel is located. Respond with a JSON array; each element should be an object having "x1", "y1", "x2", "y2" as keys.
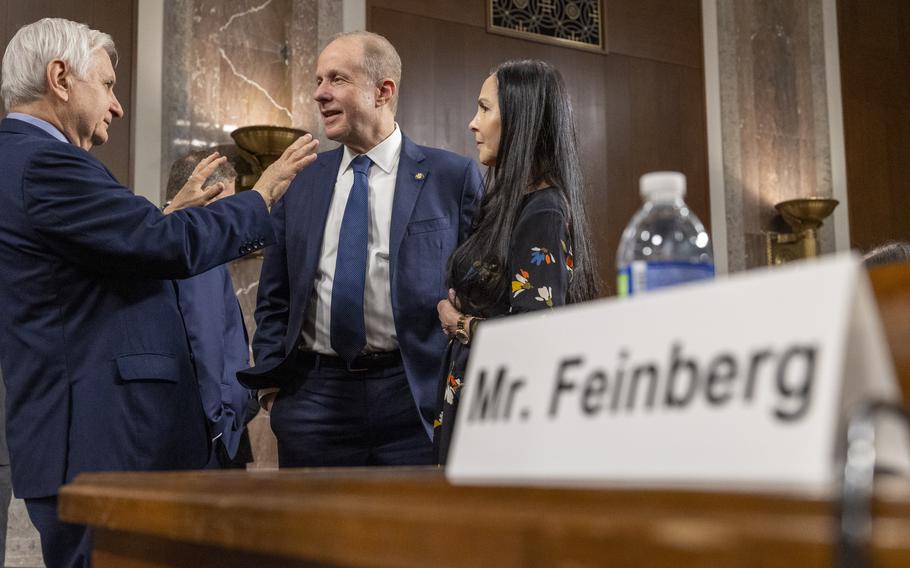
[{"x1": 389, "y1": 136, "x2": 427, "y2": 277}]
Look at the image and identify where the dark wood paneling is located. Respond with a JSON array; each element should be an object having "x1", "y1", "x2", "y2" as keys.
[
  {"x1": 368, "y1": 0, "x2": 704, "y2": 66},
  {"x1": 870, "y1": 262, "x2": 910, "y2": 407},
  {"x1": 370, "y1": 1, "x2": 708, "y2": 294},
  {"x1": 604, "y1": 54, "x2": 709, "y2": 291},
  {"x1": 368, "y1": 0, "x2": 485, "y2": 29},
  {"x1": 0, "y1": 0, "x2": 136, "y2": 185},
  {"x1": 838, "y1": 0, "x2": 910, "y2": 251},
  {"x1": 606, "y1": 0, "x2": 703, "y2": 67}
]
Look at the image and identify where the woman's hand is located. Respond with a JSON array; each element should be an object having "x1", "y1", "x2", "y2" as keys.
[{"x1": 437, "y1": 288, "x2": 463, "y2": 337}]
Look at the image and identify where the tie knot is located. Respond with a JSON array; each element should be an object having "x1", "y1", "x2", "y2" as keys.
[{"x1": 351, "y1": 155, "x2": 372, "y2": 176}]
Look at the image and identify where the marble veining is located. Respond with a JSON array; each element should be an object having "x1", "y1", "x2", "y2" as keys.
[
  {"x1": 234, "y1": 278, "x2": 260, "y2": 299},
  {"x1": 217, "y1": 46, "x2": 294, "y2": 121},
  {"x1": 161, "y1": 0, "x2": 342, "y2": 200},
  {"x1": 219, "y1": 0, "x2": 275, "y2": 33}
]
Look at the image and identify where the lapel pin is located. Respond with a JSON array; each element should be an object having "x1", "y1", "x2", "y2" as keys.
[{"x1": 415, "y1": 172, "x2": 426, "y2": 180}]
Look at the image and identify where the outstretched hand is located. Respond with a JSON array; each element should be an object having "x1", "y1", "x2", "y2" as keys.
[
  {"x1": 253, "y1": 133, "x2": 320, "y2": 209},
  {"x1": 162, "y1": 152, "x2": 228, "y2": 214}
]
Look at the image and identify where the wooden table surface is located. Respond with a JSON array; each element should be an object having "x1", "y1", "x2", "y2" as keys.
[
  {"x1": 869, "y1": 262, "x2": 910, "y2": 406},
  {"x1": 59, "y1": 467, "x2": 910, "y2": 567}
]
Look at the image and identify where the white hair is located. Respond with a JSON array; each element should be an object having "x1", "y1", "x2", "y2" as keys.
[{"x1": 1, "y1": 18, "x2": 117, "y2": 111}]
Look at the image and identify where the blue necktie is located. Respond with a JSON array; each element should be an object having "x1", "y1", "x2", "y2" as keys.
[{"x1": 331, "y1": 155, "x2": 373, "y2": 364}]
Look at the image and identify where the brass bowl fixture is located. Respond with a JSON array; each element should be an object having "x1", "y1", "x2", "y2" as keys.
[
  {"x1": 231, "y1": 125, "x2": 309, "y2": 188},
  {"x1": 767, "y1": 197, "x2": 839, "y2": 265},
  {"x1": 776, "y1": 197, "x2": 840, "y2": 234}
]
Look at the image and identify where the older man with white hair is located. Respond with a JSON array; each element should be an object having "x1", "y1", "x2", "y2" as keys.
[{"x1": 0, "y1": 18, "x2": 317, "y2": 566}]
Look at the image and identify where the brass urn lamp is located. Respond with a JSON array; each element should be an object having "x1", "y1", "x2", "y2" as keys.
[
  {"x1": 230, "y1": 125, "x2": 309, "y2": 191},
  {"x1": 766, "y1": 197, "x2": 839, "y2": 265}
]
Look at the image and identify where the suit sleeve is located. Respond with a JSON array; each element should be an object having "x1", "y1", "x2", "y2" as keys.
[
  {"x1": 458, "y1": 160, "x2": 484, "y2": 244},
  {"x1": 21, "y1": 144, "x2": 275, "y2": 279},
  {"x1": 251, "y1": 192, "x2": 292, "y2": 369},
  {"x1": 176, "y1": 271, "x2": 228, "y2": 408},
  {"x1": 177, "y1": 269, "x2": 250, "y2": 457}
]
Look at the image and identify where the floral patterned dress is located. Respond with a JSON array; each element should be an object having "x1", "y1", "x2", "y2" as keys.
[{"x1": 434, "y1": 187, "x2": 574, "y2": 463}]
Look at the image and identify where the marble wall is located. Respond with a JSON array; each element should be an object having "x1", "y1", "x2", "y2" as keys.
[
  {"x1": 161, "y1": 0, "x2": 343, "y2": 197},
  {"x1": 227, "y1": 257, "x2": 279, "y2": 469},
  {"x1": 713, "y1": 0, "x2": 836, "y2": 271}
]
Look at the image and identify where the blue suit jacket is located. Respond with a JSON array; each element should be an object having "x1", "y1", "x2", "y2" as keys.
[
  {"x1": 239, "y1": 135, "x2": 482, "y2": 435},
  {"x1": 175, "y1": 265, "x2": 252, "y2": 460},
  {"x1": 0, "y1": 118, "x2": 273, "y2": 498}
]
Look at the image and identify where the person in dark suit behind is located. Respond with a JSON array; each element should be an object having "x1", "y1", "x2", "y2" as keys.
[
  {"x1": 166, "y1": 151, "x2": 258, "y2": 469},
  {"x1": 0, "y1": 18, "x2": 317, "y2": 567},
  {"x1": 238, "y1": 31, "x2": 483, "y2": 467}
]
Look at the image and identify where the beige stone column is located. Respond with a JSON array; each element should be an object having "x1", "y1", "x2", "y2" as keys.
[{"x1": 705, "y1": 0, "x2": 841, "y2": 271}]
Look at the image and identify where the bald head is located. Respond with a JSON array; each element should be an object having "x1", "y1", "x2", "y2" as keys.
[
  {"x1": 328, "y1": 31, "x2": 401, "y2": 113},
  {"x1": 314, "y1": 31, "x2": 401, "y2": 154}
]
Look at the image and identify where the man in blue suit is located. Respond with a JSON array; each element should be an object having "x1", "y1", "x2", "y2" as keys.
[
  {"x1": 239, "y1": 31, "x2": 482, "y2": 467},
  {"x1": 166, "y1": 152, "x2": 257, "y2": 469},
  {"x1": 0, "y1": 18, "x2": 317, "y2": 566}
]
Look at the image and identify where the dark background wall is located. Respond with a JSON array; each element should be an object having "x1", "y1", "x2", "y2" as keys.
[
  {"x1": 838, "y1": 0, "x2": 910, "y2": 252},
  {"x1": 367, "y1": 0, "x2": 710, "y2": 294},
  {"x1": 0, "y1": 0, "x2": 136, "y2": 185}
]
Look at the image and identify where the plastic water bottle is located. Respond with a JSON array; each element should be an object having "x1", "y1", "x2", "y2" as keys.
[{"x1": 616, "y1": 171, "x2": 714, "y2": 296}]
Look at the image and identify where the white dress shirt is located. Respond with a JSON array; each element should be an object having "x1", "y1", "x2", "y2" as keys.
[{"x1": 301, "y1": 125, "x2": 402, "y2": 355}]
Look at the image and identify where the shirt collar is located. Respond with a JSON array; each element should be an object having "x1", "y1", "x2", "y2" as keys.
[
  {"x1": 6, "y1": 112, "x2": 69, "y2": 143},
  {"x1": 340, "y1": 123, "x2": 402, "y2": 176}
]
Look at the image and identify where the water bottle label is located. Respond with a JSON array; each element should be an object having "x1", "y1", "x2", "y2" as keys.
[{"x1": 618, "y1": 261, "x2": 714, "y2": 296}]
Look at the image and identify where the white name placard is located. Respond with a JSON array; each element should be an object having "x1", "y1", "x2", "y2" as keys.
[{"x1": 447, "y1": 253, "x2": 907, "y2": 490}]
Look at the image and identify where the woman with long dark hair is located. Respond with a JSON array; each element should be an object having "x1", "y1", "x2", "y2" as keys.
[{"x1": 434, "y1": 59, "x2": 599, "y2": 462}]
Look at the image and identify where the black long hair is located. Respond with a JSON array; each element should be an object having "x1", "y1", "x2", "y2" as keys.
[{"x1": 448, "y1": 59, "x2": 599, "y2": 315}]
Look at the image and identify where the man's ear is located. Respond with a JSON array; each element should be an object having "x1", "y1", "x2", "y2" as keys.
[
  {"x1": 46, "y1": 59, "x2": 71, "y2": 102},
  {"x1": 375, "y1": 79, "x2": 396, "y2": 108}
]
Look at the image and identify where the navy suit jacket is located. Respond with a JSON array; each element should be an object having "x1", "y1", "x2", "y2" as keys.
[
  {"x1": 239, "y1": 135, "x2": 482, "y2": 435},
  {"x1": 175, "y1": 265, "x2": 252, "y2": 460},
  {"x1": 0, "y1": 118, "x2": 273, "y2": 498}
]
